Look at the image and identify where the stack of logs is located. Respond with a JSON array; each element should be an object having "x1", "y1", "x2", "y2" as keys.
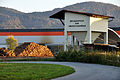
[
  {"x1": 0, "y1": 48, "x2": 8, "y2": 56},
  {"x1": 0, "y1": 48, "x2": 16, "y2": 57},
  {"x1": 0, "y1": 42, "x2": 53, "y2": 57},
  {"x1": 7, "y1": 50, "x2": 16, "y2": 57},
  {"x1": 14, "y1": 42, "x2": 53, "y2": 57}
]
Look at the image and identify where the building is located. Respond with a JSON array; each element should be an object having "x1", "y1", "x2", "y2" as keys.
[
  {"x1": 0, "y1": 28, "x2": 119, "y2": 47},
  {"x1": 0, "y1": 29, "x2": 68, "y2": 48},
  {"x1": 50, "y1": 10, "x2": 120, "y2": 51}
]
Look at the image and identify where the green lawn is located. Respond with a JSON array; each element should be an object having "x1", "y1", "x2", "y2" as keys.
[{"x1": 0, "y1": 63, "x2": 75, "y2": 80}]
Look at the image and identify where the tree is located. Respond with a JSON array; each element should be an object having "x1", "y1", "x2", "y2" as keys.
[{"x1": 6, "y1": 36, "x2": 18, "y2": 50}]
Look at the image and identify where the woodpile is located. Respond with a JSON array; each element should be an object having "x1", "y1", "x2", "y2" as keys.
[
  {"x1": 0, "y1": 48, "x2": 8, "y2": 57},
  {"x1": 0, "y1": 42, "x2": 53, "y2": 57},
  {"x1": 14, "y1": 42, "x2": 53, "y2": 57},
  {"x1": 0, "y1": 48, "x2": 16, "y2": 57},
  {"x1": 7, "y1": 50, "x2": 16, "y2": 57}
]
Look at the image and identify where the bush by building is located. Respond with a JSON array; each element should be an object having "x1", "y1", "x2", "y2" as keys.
[{"x1": 55, "y1": 50, "x2": 120, "y2": 67}]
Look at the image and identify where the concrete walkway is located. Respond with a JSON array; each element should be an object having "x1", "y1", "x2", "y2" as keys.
[{"x1": 1, "y1": 61, "x2": 120, "y2": 80}]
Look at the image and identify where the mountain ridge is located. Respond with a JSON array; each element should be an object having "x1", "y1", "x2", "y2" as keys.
[{"x1": 0, "y1": 1, "x2": 120, "y2": 29}]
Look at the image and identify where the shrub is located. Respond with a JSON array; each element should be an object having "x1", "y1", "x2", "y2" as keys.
[
  {"x1": 55, "y1": 50, "x2": 120, "y2": 67},
  {"x1": 6, "y1": 36, "x2": 18, "y2": 50}
]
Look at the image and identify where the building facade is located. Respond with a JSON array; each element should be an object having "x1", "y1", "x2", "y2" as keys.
[{"x1": 50, "y1": 10, "x2": 114, "y2": 51}]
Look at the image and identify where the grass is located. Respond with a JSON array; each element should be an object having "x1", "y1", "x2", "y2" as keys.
[
  {"x1": 0, "y1": 57, "x2": 56, "y2": 62},
  {"x1": 0, "y1": 63, "x2": 75, "y2": 80}
]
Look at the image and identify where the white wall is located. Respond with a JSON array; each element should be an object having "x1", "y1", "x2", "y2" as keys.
[
  {"x1": 71, "y1": 31, "x2": 87, "y2": 43},
  {"x1": 0, "y1": 36, "x2": 71, "y2": 45},
  {"x1": 64, "y1": 12, "x2": 109, "y2": 46},
  {"x1": 90, "y1": 17, "x2": 108, "y2": 32},
  {"x1": 65, "y1": 12, "x2": 90, "y2": 31}
]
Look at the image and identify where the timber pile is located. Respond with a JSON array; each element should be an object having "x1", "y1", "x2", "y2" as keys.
[
  {"x1": 0, "y1": 48, "x2": 8, "y2": 56},
  {"x1": 0, "y1": 48, "x2": 16, "y2": 57},
  {"x1": 14, "y1": 42, "x2": 53, "y2": 57},
  {"x1": 7, "y1": 50, "x2": 16, "y2": 57}
]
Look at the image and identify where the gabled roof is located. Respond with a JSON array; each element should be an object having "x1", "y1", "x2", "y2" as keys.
[{"x1": 50, "y1": 10, "x2": 114, "y2": 19}]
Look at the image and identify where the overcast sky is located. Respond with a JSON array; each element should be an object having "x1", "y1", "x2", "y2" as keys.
[{"x1": 0, "y1": 0, "x2": 120, "y2": 13}]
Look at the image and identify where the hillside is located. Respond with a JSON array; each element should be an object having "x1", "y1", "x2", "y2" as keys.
[{"x1": 0, "y1": 1, "x2": 120, "y2": 29}]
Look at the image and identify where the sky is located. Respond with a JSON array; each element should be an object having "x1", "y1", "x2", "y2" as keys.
[{"x1": 0, "y1": 0, "x2": 120, "y2": 13}]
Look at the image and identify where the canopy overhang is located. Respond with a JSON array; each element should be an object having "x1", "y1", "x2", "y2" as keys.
[{"x1": 50, "y1": 10, "x2": 114, "y2": 20}]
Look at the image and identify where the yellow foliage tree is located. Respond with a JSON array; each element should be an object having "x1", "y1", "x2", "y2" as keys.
[{"x1": 6, "y1": 36, "x2": 18, "y2": 50}]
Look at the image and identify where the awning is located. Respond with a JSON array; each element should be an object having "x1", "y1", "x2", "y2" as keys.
[{"x1": 50, "y1": 10, "x2": 114, "y2": 20}]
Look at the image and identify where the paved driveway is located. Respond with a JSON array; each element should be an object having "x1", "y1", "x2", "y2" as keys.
[{"x1": 1, "y1": 61, "x2": 120, "y2": 80}]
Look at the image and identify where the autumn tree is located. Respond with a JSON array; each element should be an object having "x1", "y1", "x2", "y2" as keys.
[{"x1": 6, "y1": 36, "x2": 18, "y2": 50}]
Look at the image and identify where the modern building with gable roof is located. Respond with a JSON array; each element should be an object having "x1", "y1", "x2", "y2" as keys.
[{"x1": 50, "y1": 10, "x2": 120, "y2": 51}]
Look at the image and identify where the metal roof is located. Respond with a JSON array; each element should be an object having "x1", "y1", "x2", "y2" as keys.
[
  {"x1": 0, "y1": 27, "x2": 118, "y2": 32},
  {"x1": 111, "y1": 27, "x2": 120, "y2": 31},
  {"x1": 0, "y1": 29, "x2": 64, "y2": 32},
  {"x1": 50, "y1": 10, "x2": 114, "y2": 19}
]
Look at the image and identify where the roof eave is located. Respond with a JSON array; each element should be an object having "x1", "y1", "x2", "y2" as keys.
[{"x1": 49, "y1": 10, "x2": 114, "y2": 19}]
